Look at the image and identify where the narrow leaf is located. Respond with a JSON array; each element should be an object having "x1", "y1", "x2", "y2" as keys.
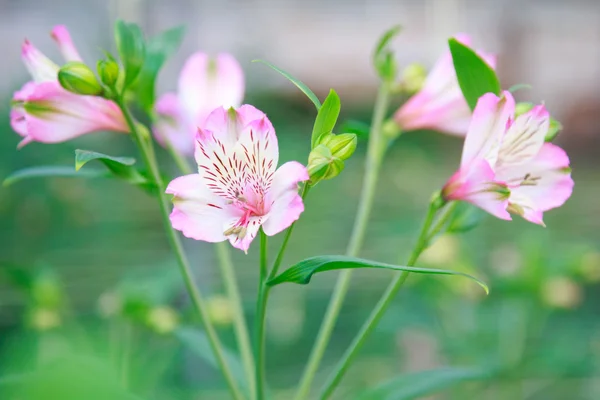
[
  {"x1": 252, "y1": 59, "x2": 321, "y2": 110},
  {"x1": 508, "y1": 83, "x2": 532, "y2": 93},
  {"x1": 115, "y1": 20, "x2": 146, "y2": 89},
  {"x1": 268, "y1": 255, "x2": 489, "y2": 294},
  {"x1": 341, "y1": 119, "x2": 370, "y2": 138},
  {"x1": 373, "y1": 25, "x2": 402, "y2": 81},
  {"x1": 175, "y1": 328, "x2": 247, "y2": 390},
  {"x1": 449, "y1": 38, "x2": 500, "y2": 111},
  {"x1": 374, "y1": 25, "x2": 402, "y2": 61},
  {"x1": 3, "y1": 166, "x2": 106, "y2": 187},
  {"x1": 355, "y1": 367, "x2": 492, "y2": 400},
  {"x1": 311, "y1": 89, "x2": 341, "y2": 148},
  {"x1": 74, "y1": 149, "x2": 150, "y2": 187}
]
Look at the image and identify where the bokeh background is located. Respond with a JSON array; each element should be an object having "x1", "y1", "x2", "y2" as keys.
[{"x1": 1, "y1": 0, "x2": 600, "y2": 399}]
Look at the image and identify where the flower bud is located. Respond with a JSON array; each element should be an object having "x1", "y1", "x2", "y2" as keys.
[
  {"x1": 382, "y1": 119, "x2": 402, "y2": 140},
  {"x1": 400, "y1": 63, "x2": 427, "y2": 93},
  {"x1": 319, "y1": 133, "x2": 357, "y2": 161},
  {"x1": 541, "y1": 277, "x2": 582, "y2": 309},
  {"x1": 307, "y1": 144, "x2": 344, "y2": 183},
  {"x1": 97, "y1": 59, "x2": 119, "y2": 88},
  {"x1": 58, "y1": 61, "x2": 103, "y2": 96},
  {"x1": 27, "y1": 308, "x2": 61, "y2": 331},
  {"x1": 146, "y1": 306, "x2": 179, "y2": 334},
  {"x1": 207, "y1": 295, "x2": 234, "y2": 326}
]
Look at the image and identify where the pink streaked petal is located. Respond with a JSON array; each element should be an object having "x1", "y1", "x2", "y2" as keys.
[
  {"x1": 21, "y1": 40, "x2": 58, "y2": 82},
  {"x1": 262, "y1": 161, "x2": 309, "y2": 236},
  {"x1": 461, "y1": 91, "x2": 515, "y2": 168},
  {"x1": 235, "y1": 116, "x2": 279, "y2": 177},
  {"x1": 497, "y1": 104, "x2": 549, "y2": 168},
  {"x1": 224, "y1": 216, "x2": 262, "y2": 253},
  {"x1": 50, "y1": 25, "x2": 83, "y2": 62},
  {"x1": 153, "y1": 93, "x2": 195, "y2": 155},
  {"x1": 167, "y1": 174, "x2": 241, "y2": 242}
]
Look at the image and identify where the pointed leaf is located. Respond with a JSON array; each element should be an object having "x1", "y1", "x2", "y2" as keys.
[
  {"x1": 449, "y1": 38, "x2": 500, "y2": 111},
  {"x1": 252, "y1": 59, "x2": 321, "y2": 110},
  {"x1": 3, "y1": 166, "x2": 106, "y2": 187},
  {"x1": 341, "y1": 119, "x2": 370, "y2": 138},
  {"x1": 115, "y1": 20, "x2": 146, "y2": 89},
  {"x1": 133, "y1": 26, "x2": 186, "y2": 110},
  {"x1": 355, "y1": 367, "x2": 492, "y2": 400},
  {"x1": 311, "y1": 89, "x2": 341, "y2": 148},
  {"x1": 268, "y1": 255, "x2": 489, "y2": 294},
  {"x1": 175, "y1": 328, "x2": 247, "y2": 391},
  {"x1": 373, "y1": 25, "x2": 402, "y2": 82},
  {"x1": 75, "y1": 150, "x2": 152, "y2": 189}
]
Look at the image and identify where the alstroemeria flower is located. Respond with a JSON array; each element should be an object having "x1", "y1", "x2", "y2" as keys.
[
  {"x1": 394, "y1": 34, "x2": 496, "y2": 136},
  {"x1": 10, "y1": 25, "x2": 128, "y2": 148},
  {"x1": 154, "y1": 53, "x2": 244, "y2": 155},
  {"x1": 442, "y1": 91, "x2": 573, "y2": 225},
  {"x1": 166, "y1": 105, "x2": 308, "y2": 252}
]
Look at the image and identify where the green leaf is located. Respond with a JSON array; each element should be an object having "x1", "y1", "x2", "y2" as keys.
[
  {"x1": 3, "y1": 166, "x2": 106, "y2": 187},
  {"x1": 115, "y1": 20, "x2": 146, "y2": 89},
  {"x1": 133, "y1": 26, "x2": 186, "y2": 110},
  {"x1": 449, "y1": 38, "x2": 500, "y2": 111},
  {"x1": 252, "y1": 59, "x2": 321, "y2": 110},
  {"x1": 508, "y1": 83, "x2": 532, "y2": 93},
  {"x1": 373, "y1": 25, "x2": 402, "y2": 82},
  {"x1": 311, "y1": 89, "x2": 341, "y2": 148},
  {"x1": 175, "y1": 328, "x2": 247, "y2": 390},
  {"x1": 355, "y1": 367, "x2": 492, "y2": 400},
  {"x1": 446, "y1": 202, "x2": 486, "y2": 234},
  {"x1": 341, "y1": 119, "x2": 370, "y2": 138},
  {"x1": 268, "y1": 255, "x2": 489, "y2": 294},
  {"x1": 74, "y1": 150, "x2": 151, "y2": 188}
]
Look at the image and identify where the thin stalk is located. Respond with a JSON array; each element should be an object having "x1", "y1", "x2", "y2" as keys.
[
  {"x1": 164, "y1": 131, "x2": 256, "y2": 397},
  {"x1": 318, "y1": 200, "x2": 441, "y2": 399},
  {"x1": 254, "y1": 230, "x2": 269, "y2": 400},
  {"x1": 294, "y1": 82, "x2": 392, "y2": 400},
  {"x1": 115, "y1": 97, "x2": 245, "y2": 400}
]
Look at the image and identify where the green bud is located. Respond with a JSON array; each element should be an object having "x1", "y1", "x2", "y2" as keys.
[
  {"x1": 319, "y1": 133, "x2": 357, "y2": 161},
  {"x1": 146, "y1": 306, "x2": 179, "y2": 335},
  {"x1": 58, "y1": 61, "x2": 103, "y2": 96},
  {"x1": 514, "y1": 102, "x2": 562, "y2": 142},
  {"x1": 514, "y1": 102, "x2": 534, "y2": 116},
  {"x1": 97, "y1": 59, "x2": 120, "y2": 88},
  {"x1": 382, "y1": 119, "x2": 402, "y2": 140},
  {"x1": 307, "y1": 144, "x2": 344, "y2": 184},
  {"x1": 400, "y1": 63, "x2": 427, "y2": 93}
]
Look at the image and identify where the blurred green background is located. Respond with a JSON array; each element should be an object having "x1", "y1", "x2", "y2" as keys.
[{"x1": 1, "y1": 1, "x2": 600, "y2": 399}]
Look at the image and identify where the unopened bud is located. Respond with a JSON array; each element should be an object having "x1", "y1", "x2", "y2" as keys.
[
  {"x1": 319, "y1": 133, "x2": 357, "y2": 161},
  {"x1": 541, "y1": 277, "x2": 582, "y2": 309},
  {"x1": 400, "y1": 63, "x2": 427, "y2": 93},
  {"x1": 382, "y1": 119, "x2": 402, "y2": 140},
  {"x1": 307, "y1": 144, "x2": 344, "y2": 183},
  {"x1": 207, "y1": 295, "x2": 234, "y2": 326},
  {"x1": 27, "y1": 308, "x2": 61, "y2": 331},
  {"x1": 97, "y1": 59, "x2": 119, "y2": 88},
  {"x1": 146, "y1": 306, "x2": 179, "y2": 334},
  {"x1": 58, "y1": 61, "x2": 103, "y2": 96}
]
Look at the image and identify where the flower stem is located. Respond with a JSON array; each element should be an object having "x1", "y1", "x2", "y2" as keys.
[
  {"x1": 318, "y1": 199, "x2": 442, "y2": 399},
  {"x1": 115, "y1": 97, "x2": 245, "y2": 400},
  {"x1": 162, "y1": 131, "x2": 256, "y2": 398},
  {"x1": 254, "y1": 229, "x2": 269, "y2": 400},
  {"x1": 294, "y1": 83, "x2": 392, "y2": 400}
]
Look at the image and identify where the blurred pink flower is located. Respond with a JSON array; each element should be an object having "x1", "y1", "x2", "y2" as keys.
[
  {"x1": 154, "y1": 53, "x2": 245, "y2": 155},
  {"x1": 10, "y1": 25, "x2": 128, "y2": 148},
  {"x1": 394, "y1": 34, "x2": 496, "y2": 136},
  {"x1": 166, "y1": 105, "x2": 308, "y2": 252},
  {"x1": 442, "y1": 91, "x2": 573, "y2": 225}
]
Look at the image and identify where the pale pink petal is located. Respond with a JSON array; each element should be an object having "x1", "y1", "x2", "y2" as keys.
[
  {"x1": 443, "y1": 158, "x2": 511, "y2": 220},
  {"x1": 224, "y1": 215, "x2": 263, "y2": 253},
  {"x1": 262, "y1": 161, "x2": 309, "y2": 236},
  {"x1": 13, "y1": 81, "x2": 128, "y2": 145},
  {"x1": 153, "y1": 93, "x2": 196, "y2": 155},
  {"x1": 21, "y1": 40, "x2": 58, "y2": 82},
  {"x1": 460, "y1": 91, "x2": 515, "y2": 168},
  {"x1": 50, "y1": 25, "x2": 83, "y2": 62},
  {"x1": 497, "y1": 104, "x2": 549, "y2": 168},
  {"x1": 167, "y1": 174, "x2": 242, "y2": 242}
]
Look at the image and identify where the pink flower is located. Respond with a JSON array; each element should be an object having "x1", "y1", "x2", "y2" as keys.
[
  {"x1": 10, "y1": 25, "x2": 128, "y2": 148},
  {"x1": 394, "y1": 34, "x2": 497, "y2": 136},
  {"x1": 166, "y1": 105, "x2": 308, "y2": 252},
  {"x1": 442, "y1": 91, "x2": 573, "y2": 225},
  {"x1": 154, "y1": 53, "x2": 244, "y2": 155}
]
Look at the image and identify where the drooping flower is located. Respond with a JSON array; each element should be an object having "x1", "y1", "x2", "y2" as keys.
[
  {"x1": 394, "y1": 34, "x2": 496, "y2": 136},
  {"x1": 442, "y1": 91, "x2": 573, "y2": 225},
  {"x1": 10, "y1": 25, "x2": 128, "y2": 148},
  {"x1": 154, "y1": 53, "x2": 244, "y2": 155},
  {"x1": 166, "y1": 105, "x2": 308, "y2": 252}
]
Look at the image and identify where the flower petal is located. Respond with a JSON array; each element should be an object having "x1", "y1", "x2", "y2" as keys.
[
  {"x1": 262, "y1": 161, "x2": 309, "y2": 236},
  {"x1": 166, "y1": 174, "x2": 241, "y2": 242},
  {"x1": 224, "y1": 216, "x2": 263, "y2": 253},
  {"x1": 51, "y1": 25, "x2": 83, "y2": 62},
  {"x1": 21, "y1": 40, "x2": 59, "y2": 82},
  {"x1": 153, "y1": 93, "x2": 196, "y2": 155},
  {"x1": 461, "y1": 91, "x2": 515, "y2": 168},
  {"x1": 497, "y1": 104, "x2": 549, "y2": 168}
]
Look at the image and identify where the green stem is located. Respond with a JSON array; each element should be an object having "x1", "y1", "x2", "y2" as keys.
[
  {"x1": 254, "y1": 230, "x2": 269, "y2": 400},
  {"x1": 119, "y1": 320, "x2": 133, "y2": 389},
  {"x1": 115, "y1": 97, "x2": 245, "y2": 400},
  {"x1": 294, "y1": 83, "x2": 392, "y2": 400},
  {"x1": 318, "y1": 200, "x2": 441, "y2": 399},
  {"x1": 162, "y1": 128, "x2": 256, "y2": 398}
]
